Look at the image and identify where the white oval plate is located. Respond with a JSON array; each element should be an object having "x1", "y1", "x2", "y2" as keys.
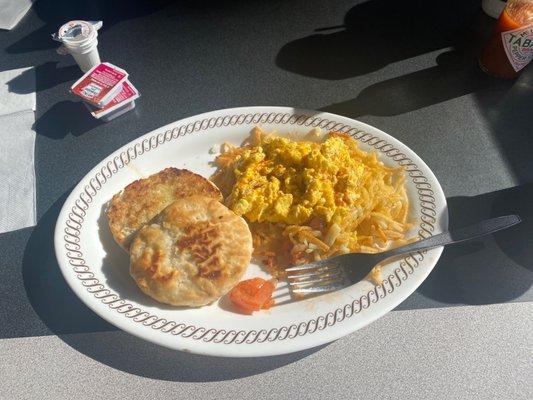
[{"x1": 54, "y1": 107, "x2": 447, "y2": 357}]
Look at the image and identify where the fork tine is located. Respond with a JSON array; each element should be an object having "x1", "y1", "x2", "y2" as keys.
[
  {"x1": 288, "y1": 274, "x2": 346, "y2": 287},
  {"x1": 288, "y1": 264, "x2": 348, "y2": 289},
  {"x1": 291, "y1": 281, "x2": 348, "y2": 294},
  {"x1": 287, "y1": 267, "x2": 342, "y2": 281},
  {"x1": 285, "y1": 259, "x2": 335, "y2": 273},
  {"x1": 284, "y1": 264, "x2": 321, "y2": 273}
]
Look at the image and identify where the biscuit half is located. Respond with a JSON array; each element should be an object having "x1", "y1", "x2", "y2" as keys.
[
  {"x1": 129, "y1": 196, "x2": 253, "y2": 307},
  {"x1": 107, "y1": 168, "x2": 222, "y2": 250}
]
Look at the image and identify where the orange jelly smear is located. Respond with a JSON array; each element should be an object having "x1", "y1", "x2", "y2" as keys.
[{"x1": 480, "y1": 1, "x2": 533, "y2": 78}]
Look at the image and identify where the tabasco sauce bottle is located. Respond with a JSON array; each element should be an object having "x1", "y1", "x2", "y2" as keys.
[{"x1": 480, "y1": 0, "x2": 533, "y2": 78}]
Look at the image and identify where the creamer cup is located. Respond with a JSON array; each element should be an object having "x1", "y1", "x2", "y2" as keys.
[{"x1": 53, "y1": 20, "x2": 103, "y2": 72}]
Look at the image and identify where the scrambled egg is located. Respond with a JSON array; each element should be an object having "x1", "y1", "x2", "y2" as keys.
[
  {"x1": 227, "y1": 133, "x2": 367, "y2": 226},
  {"x1": 212, "y1": 128, "x2": 412, "y2": 276}
]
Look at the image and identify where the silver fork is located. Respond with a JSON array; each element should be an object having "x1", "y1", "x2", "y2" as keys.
[{"x1": 285, "y1": 215, "x2": 521, "y2": 296}]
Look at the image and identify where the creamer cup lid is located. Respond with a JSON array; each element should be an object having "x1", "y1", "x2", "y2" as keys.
[{"x1": 55, "y1": 20, "x2": 101, "y2": 45}]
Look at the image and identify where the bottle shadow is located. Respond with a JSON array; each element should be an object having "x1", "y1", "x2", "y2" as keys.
[
  {"x1": 276, "y1": 0, "x2": 482, "y2": 81},
  {"x1": 319, "y1": 51, "x2": 513, "y2": 118},
  {"x1": 412, "y1": 183, "x2": 533, "y2": 307},
  {"x1": 472, "y1": 68, "x2": 533, "y2": 184},
  {"x1": 277, "y1": 0, "x2": 516, "y2": 118}
]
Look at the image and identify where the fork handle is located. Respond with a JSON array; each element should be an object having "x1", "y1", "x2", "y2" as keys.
[{"x1": 380, "y1": 215, "x2": 521, "y2": 259}]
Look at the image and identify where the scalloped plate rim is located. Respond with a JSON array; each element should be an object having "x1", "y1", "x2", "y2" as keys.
[{"x1": 54, "y1": 106, "x2": 448, "y2": 357}]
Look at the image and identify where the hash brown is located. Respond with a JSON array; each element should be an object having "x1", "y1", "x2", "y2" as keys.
[
  {"x1": 107, "y1": 168, "x2": 222, "y2": 250},
  {"x1": 129, "y1": 196, "x2": 253, "y2": 307}
]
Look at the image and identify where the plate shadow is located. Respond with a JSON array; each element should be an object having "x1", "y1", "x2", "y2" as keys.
[
  {"x1": 21, "y1": 192, "x2": 325, "y2": 381},
  {"x1": 20, "y1": 183, "x2": 532, "y2": 381},
  {"x1": 59, "y1": 330, "x2": 329, "y2": 382},
  {"x1": 22, "y1": 191, "x2": 117, "y2": 337}
]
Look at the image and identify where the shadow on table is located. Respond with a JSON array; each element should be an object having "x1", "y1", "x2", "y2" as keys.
[
  {"x1": 4, "y1": 61, "x2": 100, "y2": 139},
  {"x1": 276, "y1": 0, "x2": 481, "y2": 80},
  {"x1": 60, "y1": 331, "x2": 327, "y2": 382},
  {"x1": 474, "y1": 69, "x2": 533, "y2": 184},
  {"x1": 277, "y1": 0, "x2": 515, "y2": 118},
  {"x1": 19, "y1": 185, "x2": 531, "y2": 379},
  {"x1": 20, "y1": 191, "x2": 323, "y2": 381},
  {"x1": 6, "y1": 62, "x2": 79, "y2": 94},
  {"x1": 6, "y1": 0, "x2": 174, "y2": 55},
  {"x1": 410, "y1": 183, "x2": 533, "y2": 307},
  {"x1": 319, "y1": 51, "x2": 513, "y2": 118},
  {"x1": 22, "y1": 191, "x2": 117, "y2": 336},
  {"x1": 33, "y1": 100, "x2": 102, "y2": 139},
  {"x1": 19, "y1": 184, "x2": 531, "y2": 380}
]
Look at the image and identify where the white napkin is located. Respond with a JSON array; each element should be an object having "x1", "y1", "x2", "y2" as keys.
[
  {"x1": 0, "y1": 110, "x2": 36, "y2": 233},
  {"x1": 0, "y1": 0, "x2": 33, "y2": 30},
  {"x1": 0, "y1": 67, "x2": 36, "y2": 234},
  {"x1": 0, "y1": 66, "x2": 36, "y2": 114}
]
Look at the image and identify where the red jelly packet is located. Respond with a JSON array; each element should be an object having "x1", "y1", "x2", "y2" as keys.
[
  {"x1": 90, "y1": 80, "x2": 139, "y2": 118},
  {"x1": 70, "y1": 62, "x2": 128, "y2": 107}
]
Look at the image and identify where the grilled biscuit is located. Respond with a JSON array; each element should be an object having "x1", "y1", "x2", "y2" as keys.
[
  {"x1": 129, "y1": 196, "x2": 253, "y2": 307},
  {"x1": 107, "y1": 168, "x2": 222, "y2": 250}
]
